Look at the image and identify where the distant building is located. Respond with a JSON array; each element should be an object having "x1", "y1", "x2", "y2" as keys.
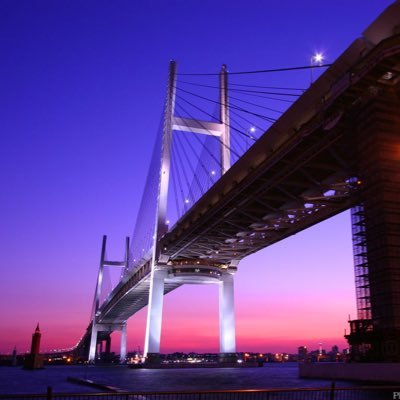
[
  {"x1": 298, "y1": 346, "x2": 307, "y2": 362},
  {"x1": 24, "y1": 324, "x2": 44, "y2": 369}
]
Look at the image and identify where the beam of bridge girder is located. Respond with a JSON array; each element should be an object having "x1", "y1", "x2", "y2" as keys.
[{"x1": 275, "y1": 185, "x2": 302, "y2": 201}]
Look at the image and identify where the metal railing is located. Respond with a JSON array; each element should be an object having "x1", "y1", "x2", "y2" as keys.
[{"x1": 1, "y1": 386, "x2": 399, "y2": 400}]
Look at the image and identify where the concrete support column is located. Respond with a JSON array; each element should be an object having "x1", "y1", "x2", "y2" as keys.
[
  {"x1": 219, "y1": 273, "x2": 236, "y2": 353},
  {"x1": 144, "y1": 269, "x2": 167, "y2": 357},
  {"x1": 88, "y1": 324, "x2": 98, "y2": 363},
  {"x1": 120, "y1": 323, "x2": 127, "y2": 363}
]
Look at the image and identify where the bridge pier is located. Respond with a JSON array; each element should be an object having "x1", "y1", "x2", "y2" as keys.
[
  {"x1": 88, "y1": 324, "x2": 98, "y2": 363},
  {"x1": 143, "y1": 267, "x2": 237, "y2": 362},
  {"x1": 87, "y1": 323, "x2": 127, "y2": 363},
  {"x1": 120, "y1": 323, "x2": 127, "y2": 363},
  {"x1": 144, "y1": 268, "x2": 167, "y2": 357},
  {"x1": 219, "y1": 272, "x2": 236, "y2": 354}
]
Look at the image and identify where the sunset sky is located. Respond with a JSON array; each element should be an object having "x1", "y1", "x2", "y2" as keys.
[{"x1": 0, "y1": 0, "x2": 393, "y2": 355}]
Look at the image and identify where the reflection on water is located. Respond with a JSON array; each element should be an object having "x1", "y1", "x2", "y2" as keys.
[{"x1": 0, "y1": 363, "x2": 368, "y2": 395}]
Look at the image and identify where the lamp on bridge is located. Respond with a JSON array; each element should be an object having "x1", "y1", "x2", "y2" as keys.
[
  {"x1": 310, "y1": 52, "x2": 324, "y2": 83},
  {"x1": 246, "y1": 127, "x2": 256, "y2": 151}
]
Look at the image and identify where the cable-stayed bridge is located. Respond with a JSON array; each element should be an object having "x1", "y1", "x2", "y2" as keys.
[{"x1": 74, "y1": 2, "x2": 400, "y2": 363}]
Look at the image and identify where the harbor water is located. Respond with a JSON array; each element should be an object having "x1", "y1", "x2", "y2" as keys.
[{"x1": 0, "y1": 363, "x2": 361, "y2": 394}]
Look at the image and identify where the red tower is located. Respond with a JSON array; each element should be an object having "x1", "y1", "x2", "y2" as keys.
[
  {"x1": 24, "y1": 324, "x2": 43, "y2": 369},
  {"x1": 30, "y1": 324, "x2": 41, "y2": 355}
]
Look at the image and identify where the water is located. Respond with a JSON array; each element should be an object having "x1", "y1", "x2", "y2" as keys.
[{"x1": 0, "y1": 363, "x2": 359, "y2": 395}]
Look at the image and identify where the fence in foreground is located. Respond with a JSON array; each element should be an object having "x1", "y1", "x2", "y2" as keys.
[{"x1": 1, "y1": 386, "x2": 400, "y2": 400}]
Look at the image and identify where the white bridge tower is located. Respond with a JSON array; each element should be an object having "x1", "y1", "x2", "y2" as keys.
[{"x1": 144, "y1": 61, "x2": 237, "y2": 362}]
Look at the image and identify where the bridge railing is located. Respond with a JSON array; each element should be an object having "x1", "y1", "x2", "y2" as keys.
[{"x1": 1, "y1": 386, "x2": 399, "y2": 400}]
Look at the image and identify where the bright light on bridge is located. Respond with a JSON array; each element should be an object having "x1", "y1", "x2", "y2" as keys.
[{"x1": 312, "y1": 52, "x2": 324, "y2": 65}]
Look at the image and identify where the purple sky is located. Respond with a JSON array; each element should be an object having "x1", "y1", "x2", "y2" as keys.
[{"x1": 0, "y1": 0, "x2": 393, "y2": 354}]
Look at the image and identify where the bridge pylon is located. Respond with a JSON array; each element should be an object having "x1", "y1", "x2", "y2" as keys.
[
  {"x1": 88, "y1": 235, "x2": 129, "y2": 363},
  {"x1": 144, "y1": 61, "x2": 237, "y2": 360}
]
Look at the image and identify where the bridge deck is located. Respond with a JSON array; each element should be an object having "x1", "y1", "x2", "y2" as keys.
[{"x1": 78, "y1": 3, "x2": 400, "y2": 346}]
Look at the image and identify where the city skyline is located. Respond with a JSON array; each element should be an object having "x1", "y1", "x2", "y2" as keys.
[{"x1": 0, "y1": 0, "x2": 393, "y2": 355}]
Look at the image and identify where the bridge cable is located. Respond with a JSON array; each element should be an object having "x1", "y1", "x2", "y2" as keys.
[
  {"x1": 176, "y1": 92, "x2": 258, "y2": 142},
  {"x1": 175, "y1": 102, "x2": 227, "y2": 198},
  {"x1": 176, "y1": 79, "x2": 303, "y2": 97},
  {"x1": 174, "y1": 100, "x2": 224, "y2": 162},
  {"x1": 176, "y1": 92, "x2": 252, "y2": 142},
  {"x1": 228, "y1": 90, "x2": 295, "y2": 103},
  {"x1": 171, "y1": 138, "x2": 192, "y2": 216},
  {"x1": 229, "y1": 82, "x2": 306, "y2": 91},
  {"x1": 176, "y1": 79, "x2": 295, "y2": 114},
  {"x1": 170, "y1": 142, "x2": 184, "y2": 219},
  {"x1": 177, "y1": 63, "x2": 332, "y2": 76},
  {"x1": 229, "y1": 99, "x2": 277, "y2": 124},
  {"x1": 176, "y1": 104, "x2": 219, "y2": 163},
  {"x1": 230, "y1": 130, "x2": 247, "y2": 155},
  {"x1": 174, "y1": 97, "x2": 242, "y2": 158},
  {"x1": 177, "y1": 103, "x2": 254, "y2": 205},
  {"x1": 129, "y1": 113, "x2": 164, "y2": 270},
  {"x1": 229, "y1": 113, "x2": 257, "y2": 138},
  {"x1": 228, "y1": 94, "x2": 284, "y2": 114},
  {"x1": 230, "y1": 87, "x2": 301, "y2": 96},
  {"x1": 174, "y1": 108, "x2": 214, "y2": 197},
  {"x1": 176, "y1": 99, "x2": 258, "y2": 178},
  {"x1": 177, "y1": 131, "x2": 206, "y2": 199},
  {"x1": 178, "y1": 96, "x2": 257, "y2": 164},
  {"x1": 173, "y1": 131, "x2": 200, "y2": 206},
  {"x1": 177, "y1": 86, "x2": 282, "y2": 123}
]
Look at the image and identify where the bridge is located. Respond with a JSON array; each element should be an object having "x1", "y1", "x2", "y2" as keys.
[{"x1": 74, "y1": 2, "x2": 400, "y2": 363}]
